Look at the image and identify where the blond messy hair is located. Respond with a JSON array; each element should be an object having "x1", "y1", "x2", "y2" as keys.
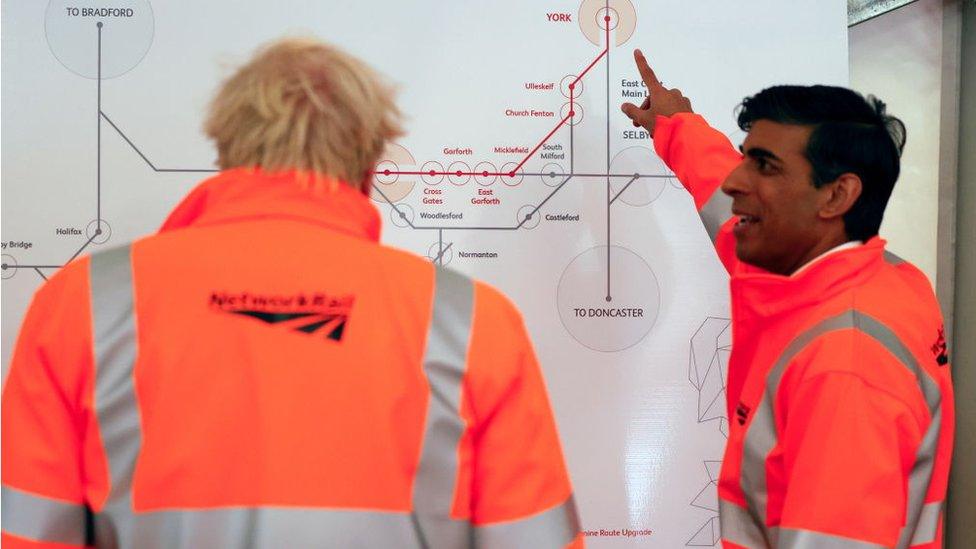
[{"x1": 205, "y1": 38, "x2": 403, "y2": 188}]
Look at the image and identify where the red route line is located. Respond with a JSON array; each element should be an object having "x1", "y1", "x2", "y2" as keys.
[
  {"x1": 371, "y1": 171, "x2": 515, "y2": 177},
  {"x1": 508, "y1": 46, "x2": 608, "y2": 171},
  {"x1": 370, "y1": 44, "x2": 610, "y2": 180},
  {"x1": 372, "y1": 111, "x2": 574, "y2": 178},
  {"x1": 571, "y1": 47, "x2": 608, "y2": 88}
]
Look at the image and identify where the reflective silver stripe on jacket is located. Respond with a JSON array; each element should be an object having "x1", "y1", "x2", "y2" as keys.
[
  {"x1": 412, "y1": 265, "x2": 475, "y2": 547},
  {"x1": 84, "y1": 503, "x2": 581, "y2": 549},
  {"x1": 908, "y1": 501, "x2": 944, "y2": 546},
  {"x1": 727, "y1": 309, "x2": 944, "y2": 548},
  {"x1": 1, "y1": 485, "x2": 89, "y2": 545},
  {"x1": 883, "y1": 250, "x2": 906, "y2": 266},
  {"x1": 776, "y1": 528, "x2": 886, "y2": 548},
  {"x1": 719, "y1": 498, "x2": 767, "y2": 548},
  {"x1": 699, "y1": 190, "x2": 732, "y2": 243},
  {"x1": 87, "y1": 255, "x2": 574, "y2": 547},
  {"x1": 89, "y1": 244, "x2": 144, "y2": 548},
  {"x1": 474, "y1": 496, "x2": 580, "y2": 548}
]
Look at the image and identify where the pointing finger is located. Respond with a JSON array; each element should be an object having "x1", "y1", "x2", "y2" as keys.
[
  {"x1": 634, "y1": 49, "x2": 664, "y2": 94},
  {"x1": 621, "y1": 102, "x2": 641, "y2": 121},
  {"x1": 632, "y1": 96, "x2": 651, "y2": 126}
]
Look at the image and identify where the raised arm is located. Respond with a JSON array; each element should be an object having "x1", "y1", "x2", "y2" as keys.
[{"x1": 621, "y1": 50, "x2": 742, "y2": 273}]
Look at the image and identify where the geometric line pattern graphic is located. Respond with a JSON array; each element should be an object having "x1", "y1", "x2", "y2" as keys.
[
  {"x1": 689, "y1": 316, "x2": 731, "y2": 437},
  {"x1": 686, "y1": 460, "x2": 723, "y2": 547},
  {"x1": 687, "y1": 314, "x2": 730, "y2": 547}
]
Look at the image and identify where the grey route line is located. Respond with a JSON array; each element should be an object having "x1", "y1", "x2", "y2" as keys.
[
  {"x1": 100, "y1": 111, "x2": 218, "y2": 173},
  {"x1": 433, "y1": 242, "x2": 453, "y2": 264},
  {"x1": 8, "y1": 19, "x2": 672, "y2": 280},
  {"x1": 372, "y1": 175, "x2": 575, "y2": 232},
  {"x1": 68, "y1": 234, "x2": 98, "y2": 264},
  {"x1": 605, "y1": 2, "x2": 612, "y2": 301},
  {"x1": 570, "y1": 111, "x2": 575, "y2": 173},
  {"x1": 553, "y1": 173, "x2": 670, "y2": 178},
  {"x1": 97, "y1": 22, "x2": 102, "y2": 226},
  {"x1": 1, "y1": 232, "x2": 99, "y2": 274},
  {"x1": 3, "y1": 24, "x2": 113, "y2": 283},
  {"x1": 609, "y1": 175, "x2": 641, "y2": 205},
  {"x1": 525, "y1": 174, "x2": 575, "y2": 223}
]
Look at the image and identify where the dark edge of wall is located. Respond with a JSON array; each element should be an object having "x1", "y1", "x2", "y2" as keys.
[
  {"x1": 947, "y1": 1, "x2": 976, "y2": 548},
  {"x1": 939, "y1": 0, "x2": 961, "y2": 339}
]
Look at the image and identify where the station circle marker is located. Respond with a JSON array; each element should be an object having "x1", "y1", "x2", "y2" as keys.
[
  {"x1": 560, "y1": 102, "x2": 584, "y2": 126},
  {"x1": 86, "y1": 219, "x2": 112, "y2": 244},
  {"x1": 516, "y1": 205, "x2": 541, "y2": 229},
  {"x1": 560, "y1": 74, "x2": 583, "y2": 98},
  {"x1": 427, "y1": 241, "x2": 455, "y2": 266},
  {"x1": 374, "y1": 160, "x2": 400, "y2": 185},
  {"x1": 540, "y1": 163, "x2": 566, "y2": 187},
  {"x1": 474, "y1": 162, "x2": 497, "y2": 186},
  {"x1": 390, "y1": 204, "x2": 415, "y2": 228},
  {"x1": 500, "y1": 162, "x2": 524, "y2": 187},
  {"x1": 448, "y1": 161, "x2": 471, "y2": 186},
  {"x1": 369, "y1": 144, "x2": 417, "y2": 203},
  {"x1": 2, "y1": 254, "x2": 17, "y2": 280},
  {"x1": 421, "y1": 161, "x2": 445, "y2": 185},
  {"x1": 597, "y1": 7, "x2": 620, "y2": 31}
]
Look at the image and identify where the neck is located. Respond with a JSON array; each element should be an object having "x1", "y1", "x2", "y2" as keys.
[{"x1": 780, "y1": 231, "x2": 850, "y2": 276}]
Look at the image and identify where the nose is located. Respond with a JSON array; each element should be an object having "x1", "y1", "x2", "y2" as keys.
[{"x1": 721, "y1": 159, "x2": 749, "y2": 197}]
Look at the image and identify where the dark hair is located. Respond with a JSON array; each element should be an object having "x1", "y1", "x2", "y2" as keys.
[{"x1": 736, "y1": 85, "x2": 906, "y2": 242}]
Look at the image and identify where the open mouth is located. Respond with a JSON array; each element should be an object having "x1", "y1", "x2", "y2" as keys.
[
  {"x1": 733, "y1": 213, "x2": 760, "y2": 236},
  {"x1": 736, "y1": 214, "x2": 760, "y2": 226}
]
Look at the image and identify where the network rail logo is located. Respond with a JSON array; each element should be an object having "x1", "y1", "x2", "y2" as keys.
[
  {"x1": 931, "y1": 326, "x2": 949, "y2": 366},
  {"x1": 211, "y1": 291, "x2": 354, "y2": 342}
]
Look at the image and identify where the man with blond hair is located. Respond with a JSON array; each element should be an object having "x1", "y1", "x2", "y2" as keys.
[{"x1": 2, "y1": 38, "x2": 582, "y2": 548}]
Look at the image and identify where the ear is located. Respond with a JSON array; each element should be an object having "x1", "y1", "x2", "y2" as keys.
[{"x1": 818, "y1": 173, "x2": 862, "y2": 221}]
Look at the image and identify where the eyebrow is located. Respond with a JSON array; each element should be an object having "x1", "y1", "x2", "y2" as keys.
[{"x1": 739, "y1": 145, "x2": 782, "y2": 164}]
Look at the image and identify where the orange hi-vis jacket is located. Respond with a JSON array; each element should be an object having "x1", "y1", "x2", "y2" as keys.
[
  {"x1": 654, "y1": 114, "x2": 954, "y2": 548},
  {"x1": 2, "y1": 168, "x2": 583, "y2": 549}
]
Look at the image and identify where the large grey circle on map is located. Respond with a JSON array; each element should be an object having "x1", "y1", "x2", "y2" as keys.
[
  {"x1": 557, "y1": 245, "x2": 660, "y2": 352},
  {"x1": 46, "y1": 0, "x2": 155, "y2": 79},
  {"x1": 609, "y1": 146, "x2": 672, "y2": 206}
]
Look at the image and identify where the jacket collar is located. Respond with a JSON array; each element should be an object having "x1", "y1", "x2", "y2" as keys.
[
  {"x1": 731, "y1": 237, "x2": 888, "y2": 319},
  {"x1": 159, "y1": 168, "x2": 381, "y2": 242}
]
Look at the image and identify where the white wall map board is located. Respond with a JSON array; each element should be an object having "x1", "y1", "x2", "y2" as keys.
[{"x1": 1, "y1": 1, "x2": 847, "y2": 546}]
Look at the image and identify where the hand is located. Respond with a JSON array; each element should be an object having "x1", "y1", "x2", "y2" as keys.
[{"x1": 621, "y1": 49, "x2": 693, "y2": 136}]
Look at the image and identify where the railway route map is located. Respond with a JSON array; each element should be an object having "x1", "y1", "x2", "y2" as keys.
[{"x1": 1, "y1": 1, "x2": 847, "y2": 545}]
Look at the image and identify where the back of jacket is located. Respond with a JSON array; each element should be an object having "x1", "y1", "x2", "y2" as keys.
[{"x1": 1, "y1": 169, "x2": 582, "y2": 549}]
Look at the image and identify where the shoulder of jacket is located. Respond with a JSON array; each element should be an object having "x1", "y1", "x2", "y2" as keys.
[
  {"x1": 785, "y1": 318, "x2": 931, "y2": 410},
  {"x1": 469, "y1": 278, "x2": 523, "y2": 326}
]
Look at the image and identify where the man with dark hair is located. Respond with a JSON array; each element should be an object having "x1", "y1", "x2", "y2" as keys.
[{"x1": 623, "y1": 50, "x2": 954, "y2": 548}]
